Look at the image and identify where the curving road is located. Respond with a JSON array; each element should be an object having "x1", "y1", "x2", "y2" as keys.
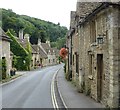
[{"x1": 2, "y1": 64, "x2": 63, "y2": 108}]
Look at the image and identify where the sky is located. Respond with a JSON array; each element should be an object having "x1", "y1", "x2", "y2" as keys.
[{"x1": 0, "y1": 0, "x2": 77, "y2": 29}]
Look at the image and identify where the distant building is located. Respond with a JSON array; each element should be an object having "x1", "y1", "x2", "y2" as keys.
[
  {"x1": 15, "y1": 29, "x2": 59, "y2": 69},
  {"x1": 38, "y1": 39, "x2": 59, "y2": 66},
  {"x1": 31, "y1": 44, "x2": 47, "y2": 68}
]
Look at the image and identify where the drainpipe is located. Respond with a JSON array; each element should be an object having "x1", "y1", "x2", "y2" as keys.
[
  {"x1": 69, "y1": 34, "x2": 72, "y2": 81},
  {"x1": 69, "y1": 28, "x2": 75, "y2": 81}
]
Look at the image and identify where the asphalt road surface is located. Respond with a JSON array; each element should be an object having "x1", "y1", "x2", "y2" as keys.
[{"x1": 2, "y1": 64, "x2": 63, "y2": 108}]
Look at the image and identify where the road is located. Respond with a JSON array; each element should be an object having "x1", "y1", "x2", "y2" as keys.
[{"x1": 2, "y1": 64, "x2": 63, "y2": 108}]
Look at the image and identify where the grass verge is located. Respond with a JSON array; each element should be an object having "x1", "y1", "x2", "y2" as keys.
[{"x1": 1, "y1": 74, "x2": 22, "y2": 84}]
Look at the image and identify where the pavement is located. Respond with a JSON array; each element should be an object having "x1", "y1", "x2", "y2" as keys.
[{"x1": 57, "y1": 66, "x2": 105, "y2": 108}]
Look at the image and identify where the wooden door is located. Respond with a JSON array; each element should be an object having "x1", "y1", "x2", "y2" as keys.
[{"x1": 97, "y1": 54, "x2": 103, "y2": 102}]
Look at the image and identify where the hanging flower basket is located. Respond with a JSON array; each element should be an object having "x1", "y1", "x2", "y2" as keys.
[{"x1": 59, "y1": 48, "x2": 68, "y2": 59}]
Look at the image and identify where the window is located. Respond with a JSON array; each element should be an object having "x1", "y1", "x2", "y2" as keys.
[
  {"x1": 90, "y1": 20, "x2": 96, "y2": 43},
  {"x1": 53, "y1": 59, "x2": 55, "y2": 62},
  {"x1": 76, "y1": 54, "x2": 79, "y2": 74},
  {"x1": 49, "y1": 59, "x2": 50, "y2": 63}
]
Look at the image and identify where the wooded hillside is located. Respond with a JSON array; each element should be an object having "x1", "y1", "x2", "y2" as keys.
[{"x1": 2, "y1": 8, "x2": 68, "y2": 49}]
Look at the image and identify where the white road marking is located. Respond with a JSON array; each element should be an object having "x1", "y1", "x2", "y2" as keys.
[{"x1": 51, "y1": 69, "x2": 59, "y2": 110}]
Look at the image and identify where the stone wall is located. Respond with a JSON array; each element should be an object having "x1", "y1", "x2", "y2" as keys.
[
  {"x1": 2, "y1": 40, "x2": 11, "y2": 75},
  {"x1": 107, "y1": 7, "x2": 120, "y2": 108},
  {"x1": 75, "y1": 5, "x2": 120, "y2": 108},
  {"x1": 68, "y1": 2, "x2": 120, "y2": 108}
]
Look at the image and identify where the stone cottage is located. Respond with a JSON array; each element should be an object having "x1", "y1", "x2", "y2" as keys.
[
  {"x1": 17, "y1": 29, "x2": 59, "y2": 68},
  {"x1": 39, "y1": 39, "x2": 59, "y2": 66},
  {"x1": 66, "y1": 1, "x2": 120, "y2": 108},
  {"x1": 0, "y1": 27, "x2": 11, "y2": 76},
  {"x1": 31, "y1": 44, "x2": 48, "y2": 68}
]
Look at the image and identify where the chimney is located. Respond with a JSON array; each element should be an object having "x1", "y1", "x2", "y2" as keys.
[
  {"x1": 24, "y1": 34, "x2": 30, "y2": 42},
  {"x1": 38, "y1": 38, "x2": 41, "y2": 46},
  {"x1": 46, "y1": 40, "x2": 50, "y2": 47},
  {"x1": 19, "y1": 29, "x2": 23, "y2": 39}
]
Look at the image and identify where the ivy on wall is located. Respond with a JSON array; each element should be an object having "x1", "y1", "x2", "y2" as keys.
[
  {"x1": 6, "y1": 30, "x2": 28, "y2": 56},
  {"x1": 25, "y1": 38, "x2": 32, "y2": 70},
  {"x1": 6, "y1": 30, "x2": 32, "y2": 71}
]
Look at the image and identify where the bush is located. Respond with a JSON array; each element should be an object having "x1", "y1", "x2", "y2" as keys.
[{"x1": 2, "y1": 57, "x2": 7, "y2": 79}]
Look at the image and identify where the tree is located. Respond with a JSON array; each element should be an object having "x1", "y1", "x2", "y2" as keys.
[{"x1": 2, "y1": 8, "x2": 68, "y2": 47}]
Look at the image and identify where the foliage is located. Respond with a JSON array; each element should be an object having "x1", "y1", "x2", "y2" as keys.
[
  {"x1": 2, "y1": 57, "x2": 7, "y2": 79},
  {"x1": 6, "y1": 30, "x2": 32, "y2": 70},
  {"x1": 6, "y1": 30, "x2": 29, "y2": 56},
  {"x1": 9, "y1": 28, "x2": 17, "y2": 36},
  {"x1": 25, "y1": 39, "x2": 32, "y2": 70},
  {"x1": 2, "y1": 8, "x2": 68, "y2": 48},
  {"x1": 12, "y1": 55, "x2": 17, "y2": 68},
  {"x1": 51, "y1": 37, "x2": 66, "y2": 49}
]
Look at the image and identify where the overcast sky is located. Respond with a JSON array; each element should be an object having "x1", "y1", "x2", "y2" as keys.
[{"x1": 0, "y1": 0, "x2": 77, "y2": 29}]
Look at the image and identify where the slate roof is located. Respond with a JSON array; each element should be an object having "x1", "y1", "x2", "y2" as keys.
[
  {"x1": 41, "y1": 43, "x2": 50, "y2": 53},
  {"x1": 16, "y1": 38, "x2": 28, "y2": 49},
  {"x1": 39, "y1": 47, "x2": 48, "y2": 58},
  {"x1": 76, "y1": 2, "x2": 120, "y2": 25},
  {"x1": 41, "y1": 43, "x2": 59, "y2": 56},
  {"x1": 0, "y1": 27, "x2": 11, "y2": 41},
  {"x1": 31, "y1": 45, "x2": 37, "y2": 54},
  {"x1": 32, "y1": 45, "x2": 48, "y2": 58},
  {"x1": 76, "y1": 2, "x2": 102, "y2": 21}
]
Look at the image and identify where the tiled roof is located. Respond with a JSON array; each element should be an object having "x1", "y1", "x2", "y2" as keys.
[
  {"x1": 16, "y1": 38, "x2": 28, "y2": 49},
  {"x1": 39, "y1": 47, "x2": 48, "y2": 58},
  {"x1": 76, "y1": 2, "x2": 102, "y2": 19},
  {"x1": 32, "y1": 45, "x2": 47, "y2": 58},
  {"x1": 41, "y1": 43, "x2": 50, "y2": 53},
  {"x1": 32, "y1": 45, "x2": 39, "y2": 53},
  {"x1": 0, "y1": 27, "x2": 11, "y2": 41},
  {"x1": 76, "y1": 2, "x2": 120, "y2": 24},
  {"x1": 41, "y1": 43, "x2": 59, "y2": 56},
  {"x1": 31, "y1": 45, "x2": 37, "y2": 54}
]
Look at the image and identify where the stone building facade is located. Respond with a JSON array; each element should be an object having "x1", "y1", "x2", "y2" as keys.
[
  {"x1": 66, "y1": 2, "x2": 120, "y2": 108},
  {"x1": 0, "y1": 28, "x2": 11, "y2": 75}
]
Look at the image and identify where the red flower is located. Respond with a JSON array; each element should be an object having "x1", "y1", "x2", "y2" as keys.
[{"x1": 59, "y1": 48, "x2": 68, "y2": 59}]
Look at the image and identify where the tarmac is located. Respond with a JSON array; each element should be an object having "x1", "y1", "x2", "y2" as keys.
[{"x1": 57, "y1": 66, "x2": 105, "y2": 108}]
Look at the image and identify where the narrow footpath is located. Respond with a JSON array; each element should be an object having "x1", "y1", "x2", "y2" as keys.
[{"x1": 57, "y1": 66, "x2": 105, "y2": 108}]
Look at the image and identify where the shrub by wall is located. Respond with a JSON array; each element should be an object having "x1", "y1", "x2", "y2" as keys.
[{"x1": 2, "y1": 57, "x2": 7, "y2": 79}]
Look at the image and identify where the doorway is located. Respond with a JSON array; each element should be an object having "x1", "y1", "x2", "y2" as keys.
[
  {"x1": 97, "y1": 54, "x2": 103, "y2": 102},
  {"x1": 76, "y1": 54, "x2": 79, "y2": 75}
]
